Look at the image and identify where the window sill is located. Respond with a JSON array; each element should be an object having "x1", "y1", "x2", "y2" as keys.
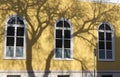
[
  {"x1": 4, "y1": 57, "x2": 26, "y2": 60},
  {"x1": 54, "y1": 58, "x2": 73, "y2": 61},
  {"x1": 98, "y1": 59, "x2": 115, "y2": 62}
]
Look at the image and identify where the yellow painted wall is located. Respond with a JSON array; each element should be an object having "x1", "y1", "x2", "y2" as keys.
[{"x1": 0, "y1": 0, "x2": 120, "y2": 71}]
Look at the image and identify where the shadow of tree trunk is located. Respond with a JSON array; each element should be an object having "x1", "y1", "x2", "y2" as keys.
[
  {"x1": 0, "y1": 1, "x2": 120, "y2": 77},
  {"x1": 74, "y1": 58, "x2": 94, "y2": 77},
  {"x1": 26, "y1": 41, "x2": 35, "y2": 77},
  {"x1": 43, "y1": 50, "x2": 54, "y2": 77}
]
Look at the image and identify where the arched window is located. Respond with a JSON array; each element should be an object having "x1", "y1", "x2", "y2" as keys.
[
  {"x1": 54, "y1": 19, "x2": 72, "y2": 60},
  {"x1": 5, "y1": 15, "x2": 26, "y2": 59},
  {"x1": 98, "y1": 22, "x2": 114, "y2": 61}
]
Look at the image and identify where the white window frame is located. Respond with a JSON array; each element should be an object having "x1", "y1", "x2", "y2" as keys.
[
  {"x1": 54, "y1": 18, "x2": 73, "y2": 60},
  {"x1": 98, "y1": 22, "x2": 114, "y2": 61},
  {"x1": 4, "y1": 15, "x2": 26, "y2": 59}
]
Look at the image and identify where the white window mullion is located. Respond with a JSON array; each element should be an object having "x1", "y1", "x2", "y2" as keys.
[
  {"x1": 104, "y1": 31, "x2": 107, "y2": 60},
  {"x1": 14, "y1": 26, "x2": 17, "y2": 58},
  {"x1": 62, "y1": 20, "x2": 64, "y2": 58},
  {"x1": 70, "y1": 26, "x2": 72, "y2": 58},
  {"x1": 111, "y1": 31, "x2": 114, "y2": 59},
  {"x1": 104, "y1": 24, "x2": 107, "y2": 60}
]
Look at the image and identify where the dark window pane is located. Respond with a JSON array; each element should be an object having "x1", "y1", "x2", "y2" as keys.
[
  {"x1": 58, "y1": 75, "x2": 70, "y2": 77},
  {"x1": 102, "y1": 75, "x2": 112, "y2": 77},
  {"x1": 7, "y1": 37, "x2": 14, "y2": 46},
  {"x1": 56, "y1": 30, "x2": 62, "y2": 38},
  {"x1": 99, "y1": 24, "x2": 104, "y2": 30},
  {"x1": 7, "y1": 27, "x2": 15, "y2": 36},
  {"x1": 64, "y1": 40, "x2": 70, "y2": 48},
  {"x1": 64, "y1": 30, "x2": 70, "y2": 38},
  {"x1": 55, "y1": 48, "x2": 62, "y2": 58},
  {"x1": 99, "y1": 50, "x2": 105, "y2": 59},
  {"x1": 16, "y1": 47, "x2": 23, "y2": 57},
  {"x1": 56, "y1": 39, "x2": 62, "y2": 48},
  {"x1": 105, "y1": 24, "x2": 111, "y2": 30},
  {"x1": 106, "y1": 42, "x2": 112, "y2": 49},
  {"x1": 64, "y1": 21, "x2": 70, "y2": 27},
  {"x1": 16, "y1": 37, "x2": 24, "y2": 46},
  {"x1": 106, "y1": 51, "x2": 112, "y2": 59},
  {"x1": 106, "y1": 33, "x2": 111, "y2": 40},
  {"x1": 99, "y1": 41, "x2": 104, "y2": 49},
  {"x1": 56, "y1": 21, "x2": 63, "y2": 27},
  {"x1": 17, "y1": 16, "x2": 24, "y2": 25},
  {"x1": 99, "y1": 32, "x2": 104, "y2": 40},
  {"x1": 7, "y1": 75, "x2": 20, "y2": 77},
  {"x1": 6, "y1": 46, "x2": 14, "y2": 57},
  {"x1": 64, "y1": 49, "x2": 71, "y2": 58},
  {"x1": 17, "y1": 27, "x2": 24, "y2": 36},
  {"x1": 8, "y1": 17, "x2": 15, "y2": 24}
]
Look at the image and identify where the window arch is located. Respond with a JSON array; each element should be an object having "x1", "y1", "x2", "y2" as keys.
[
  {"x1": 5, "y1": 15, "x2": 26, "y2": 59},
  {"x1": 54, "y1": 18, "x2": 72, "y2": 60},
  {"x1": 98, "y1": 22, "x2": 114, "y2": 61}
]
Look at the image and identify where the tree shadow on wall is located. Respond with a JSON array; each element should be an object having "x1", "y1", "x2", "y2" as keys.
[
  {"x1": 43, "y1": 50, "x2": 54, "y2": 77},
  {"x1": 74, "y1": 58, "x2": 94, "y2": 77},
  {"x1": 0, "y1": 0, "x2": 120, "y2": 77},
  {"x1": 0, "y1": 0, "x2": 60, "y2": 77}
]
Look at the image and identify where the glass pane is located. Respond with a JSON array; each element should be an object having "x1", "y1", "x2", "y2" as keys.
[
  {"x1": 55, "y1": 48, "x2": 62, "y2": 58},
  {"x1": 99, "y1": 50, "x2": 105, "y2": 59},
  {"x1": 99, "y1": 41, "x2": 104, "y2": 49},
  {"x1": 64, "y1": 49, "x2": 71, "y2": 58},
  {"x1": 106, "y1": 33, "x2": 111, "y2": 40},
  {"x1": 58, "y1": 75, "x2": 70, "y2": 77},
  {"x1": 16, "y1": 37, "x2": 24, "y2": 46},
  {"x1": 7, "y1": 27, "x2": 15, "y2": 36},
  {"x1": 106, "y1": 51, "x2": 112, "y2": 59},
  {"x1": 99, "y1": 24, "x2": 104, "y2": 30},
  {"x1": 64, "y1": 40, "x2": 70, "y2": 48},
  {"x1": 102, "y1": 75, "x2": 112, "y2": 77},
  {"x1": 7, "y1": 37, "x2": 14, "y2": 46},
  {"x1": 105, "y1": 24, "x2": 111, "y2": 30},
  {"x1": 8, "y1": 17, "x2": 15, "y2": 24},
  {"x1": 6, "y1": 46, "x2": 14, "y2": 57},
  {"x1": 16, "y1": 47, "x2": 23, "y2": 57},
  {"x1": 17, "y1": 16, "x2": 24, "y2": 25},
  {"x1": 56, "y1": 39, "x2": 62, "y2": 48},
  {"x1": 64, "y1": 30, "x2": 70, "y2": 38},
  {"x1": 17, "y1": 27, "x2": 24, "y2": 36},
  {"x1": 56, "y1": 21, "x2": 63, "y2": 27},
  {"x1": 99, "y1": 32, "x2": 104, "y2": 40},
  {"x1": 106, "y1": 42, "x2": 112, "y2": 49},
  {"x1": 64, "y1": 21, "x2": 70, "y2": 27},
  {"x1": 7, "y1": 75, "x2": 20, "y2": 77},
  {"x1": 56, "y1": 30, "x2": 62, "y2": 38}
]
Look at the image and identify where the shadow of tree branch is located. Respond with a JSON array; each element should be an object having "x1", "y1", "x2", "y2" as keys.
[
  {"x1": 43, "y1": 50, "x2": 54, "y2": 77},
  {"x1": 0, "y1": 0, "x2": 120, "y2": 77}
]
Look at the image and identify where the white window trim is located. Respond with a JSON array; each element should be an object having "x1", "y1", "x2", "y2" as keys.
[
  {"x1": 4, "y1": 15, "x2": 26, "y2": 59},
  {"x1": 98, "y1": 22, "x2": 115, "y2": 61},
  {"x1": 54, "y1": 18, "x2": 73, "y2": 60}
]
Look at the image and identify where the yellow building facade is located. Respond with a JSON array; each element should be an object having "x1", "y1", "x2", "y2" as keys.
[{"x1": 0, "y1": 0, "x2": 120, "y2": 77}]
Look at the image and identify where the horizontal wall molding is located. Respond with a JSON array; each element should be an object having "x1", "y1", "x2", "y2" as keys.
[
  {"x1": 97, "y1": 70, "x2": 120, "y2": 73},
  {"x1": 1, "y1": 70, "x2": 120, "y2": 73},
  {"x1": 77, "y1": 0, "x2": 120, "y2": 4},
  {"x1": 0, "y1": 70, "x2": 94, "y2": 73}
]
